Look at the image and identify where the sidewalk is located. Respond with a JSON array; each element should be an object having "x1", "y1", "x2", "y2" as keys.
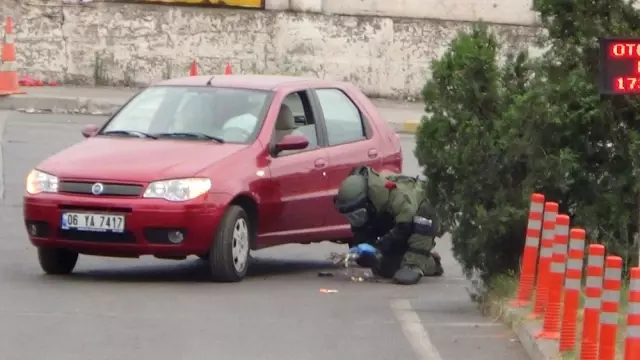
[{"x1": 0, "y1": 86, "x2": 425, "y2": 134}]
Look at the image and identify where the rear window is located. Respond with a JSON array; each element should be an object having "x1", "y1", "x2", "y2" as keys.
[{"x1": 100, "y1": 86, "x2": 271, "y2": 143}]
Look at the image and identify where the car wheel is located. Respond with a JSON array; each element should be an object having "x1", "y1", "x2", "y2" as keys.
[
  {"x1": 199, "y1": 252, "x2": 252, "y2": 262},
  {"x1": 208, "y1": 205, "x2": 251, "y2": 282},
  {"x1": 37, "y1": 247, "x2": 78, "y2": 275}
]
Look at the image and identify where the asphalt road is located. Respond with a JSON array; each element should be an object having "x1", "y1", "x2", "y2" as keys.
[{"x1": 0, "y1": 112, "x2": 529, "y2": 360}]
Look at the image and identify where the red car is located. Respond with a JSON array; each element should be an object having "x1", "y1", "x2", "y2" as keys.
[{"x1": 23, "y1": 75, "x2": 403, "y2": 282}]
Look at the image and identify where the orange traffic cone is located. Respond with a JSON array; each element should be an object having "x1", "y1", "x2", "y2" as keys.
[
  {"x1": 224, "y1": 63, "x2": 232, "y2": 75},
  {"x1": 189, "y1": 60, "x2": 198, "y2": 76},
  {"x1": 0, "y1": 17, "x2": 23, "y2": 95}
]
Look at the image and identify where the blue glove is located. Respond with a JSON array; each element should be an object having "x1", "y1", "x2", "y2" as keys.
[{"x1": 348, "y1": 243, "x2": 378, "y2": 255}]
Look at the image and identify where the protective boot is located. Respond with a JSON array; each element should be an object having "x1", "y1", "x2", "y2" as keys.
[
  {"x1": 393, "y1": 266, "x2": 423, "y2": 285},
  {"x1": 356, "y1": 251, "x2": 382, "y2": 269},
  {"x1": 427, "y1": 251, "x2": 444, "y2": 277}
]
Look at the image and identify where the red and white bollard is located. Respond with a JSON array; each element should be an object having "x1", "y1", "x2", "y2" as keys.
[
  {"x1": 536, "y1": 214, "x2": 569, "y2": 339},
  {"x1": 559, "y1": 228, "x2": 586, "y2": 352},
  {"x1": 599, "y1": 255, "x2": 622, "y2": 360},
  {"x1": 580, "y1": 244, "x2": 605, "y2": 360},
  {"x1": 530, "y1": 202, "x2": 558, "y2": 318},
  {"x1": 624, "y1": 267, "x2": 640, "y2": 360},
  {"x1": 512, "y1": 193, "x2": 545, "y2": 307}
]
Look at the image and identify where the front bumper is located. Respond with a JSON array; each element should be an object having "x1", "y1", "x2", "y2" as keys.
[{"x1": 23, "y1": 192, "x2": 231, "y2": 258}]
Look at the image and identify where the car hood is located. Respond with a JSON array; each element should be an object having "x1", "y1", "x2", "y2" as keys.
[{"x1": 38, "y1": 137, "x2": 248, "y2": 182}]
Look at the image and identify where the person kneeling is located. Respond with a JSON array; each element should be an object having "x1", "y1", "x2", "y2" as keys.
[{"x1": 333, "y1": 166, "x2": 443, "y2": 285}]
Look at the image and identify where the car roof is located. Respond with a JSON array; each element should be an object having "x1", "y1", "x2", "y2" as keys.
[{"x1": 153, "y1": 74, "x2": 349, "y2": 91}]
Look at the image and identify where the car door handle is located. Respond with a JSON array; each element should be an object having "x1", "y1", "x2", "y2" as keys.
[
  {"x1": 314, "y1": 159, "x2": 327, "y2": 169},
  {"x1": 367, "y1": 149, "x2": 378, "y2": 158}
]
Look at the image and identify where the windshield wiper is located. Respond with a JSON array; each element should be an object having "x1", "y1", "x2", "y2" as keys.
[
  {"x1": 155, "y1": 132, "x2": 225, "y2": 143},
  {"x1": 101, "y1": 130, "x2": 157, "y2": 139}
]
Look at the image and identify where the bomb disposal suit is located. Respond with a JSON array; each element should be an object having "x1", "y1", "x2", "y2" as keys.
[{"x1": 333, "y1": 166, "x2": 443, "y2": 285}]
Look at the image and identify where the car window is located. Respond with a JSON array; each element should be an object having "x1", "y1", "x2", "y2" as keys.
[
  {"x1": 273, "y1": 91, "x2": 320, "y2": 156},
  {"x1": 101, "y1": 86, "x2": 270, "y2": 144},
  {"x1": 107, "y1": 88, "x2": 164, "y2": 132},
  {"x1": 283, "y1": 93, "x2": 305, "y2": 121},
  {"x1": 315, "y1": 88, "x2": 366, "y2": 146}
]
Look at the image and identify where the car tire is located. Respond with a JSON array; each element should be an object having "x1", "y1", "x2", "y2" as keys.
[
  {"x1": 199, "y1": 252, "x2": 253, "y2": 262},
  {"x1": 208, "y1": 205, "x2": 251, "y2": 282},
  {"x1": 37, "y1": 247, "x2": 78, "y2": 275}
]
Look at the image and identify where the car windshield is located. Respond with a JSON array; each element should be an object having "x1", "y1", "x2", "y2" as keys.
[{"x1": 99, "y1": 86, "x2": 271, "y2": 143}]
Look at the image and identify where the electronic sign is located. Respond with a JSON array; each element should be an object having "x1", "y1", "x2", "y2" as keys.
[{"x1": 599, "y1": 37, "x2": 640, "y2": 94}]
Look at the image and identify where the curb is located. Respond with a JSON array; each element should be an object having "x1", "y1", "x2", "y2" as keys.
[
  {"x1": 0, "y1": 95, "x2": 122, "y2": 116},
  {"x1": 388, "y1": 119, "x2": 420, "y2": 134},
  {"x1": 0, "y1": 95, "x2": 422, "y2": 134},
  {"x1": 489, "y1": 300, "x2": 561, "y2": 360}
]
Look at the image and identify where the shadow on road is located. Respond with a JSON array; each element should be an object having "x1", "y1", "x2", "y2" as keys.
[{"x1": 55, "y1": 257, "x2": 337, "y2": 283}]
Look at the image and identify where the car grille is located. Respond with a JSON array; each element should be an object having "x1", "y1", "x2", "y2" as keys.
[
  {"x1": 58, "y1": 229, "x2": 136, "y2": 243},
  {"x1": 58, "y1": 181, "x2": 143, "y2": 197},
  {"x1": 58, "y1": 204, "x2": 133, "y2": 213}
]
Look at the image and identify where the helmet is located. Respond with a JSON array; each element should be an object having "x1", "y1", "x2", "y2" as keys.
[
  {"x1": 334, "y1": 174, "x2": 368, "y2": 211},
  {"x1": 334, "y1": 174, "x2": 370, "y2": 227}
]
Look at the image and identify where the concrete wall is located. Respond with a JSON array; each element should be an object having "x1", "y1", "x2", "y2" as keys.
[
  {"x1": 2, "y1": 0, "x2": 539, "y2": 98},
  {"x1": 268, "y1": 0, "x2": 538, "y2": 26}
]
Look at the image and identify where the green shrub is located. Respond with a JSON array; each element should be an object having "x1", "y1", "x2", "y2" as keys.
[
  {"x1": 532, "y1": 0, "x2": 640, "y2": 269},
  {"x1": 415, "y1": 24, "x2": 540, "y2": 282},
  {"x1": 416, "y1": 0, "x2": 640, "y2": 287}
]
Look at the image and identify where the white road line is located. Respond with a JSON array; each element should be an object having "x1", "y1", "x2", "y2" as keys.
[
  {"x1": 390, "y1": 299, "x2": 444, "y2": 360},
  {"x1": 426, "y1": 322, "x2": 501, "y2": 328}
]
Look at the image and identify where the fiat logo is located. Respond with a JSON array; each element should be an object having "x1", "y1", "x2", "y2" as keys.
[{"x1": 91, "y1": 183, "x2": 104, "y2": 195}]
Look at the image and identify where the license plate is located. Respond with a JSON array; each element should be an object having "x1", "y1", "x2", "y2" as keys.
[{"x1": 61, "y1": 212, "x2": 125, "y2": 233}]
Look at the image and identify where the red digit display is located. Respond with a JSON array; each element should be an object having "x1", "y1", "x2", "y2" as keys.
[{"x1": 599, "y1": 37, "x2": 640, "y2": 94}]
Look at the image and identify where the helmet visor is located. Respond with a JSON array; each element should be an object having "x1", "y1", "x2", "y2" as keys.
[{"x1": 343, "y1": 207, "x2": 368, "y2": 227}]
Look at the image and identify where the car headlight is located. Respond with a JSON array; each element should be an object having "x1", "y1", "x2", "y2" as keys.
[
  {"x1": 26, "y1": 169, "x2": 59, "y2": 195},
  {"x1": 143, "y1": 178, "x2": 211, "y2": 201}
]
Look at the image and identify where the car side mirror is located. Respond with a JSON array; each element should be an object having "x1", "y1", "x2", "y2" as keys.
[
  {"x1": 274, "y1": 135, "x2": 309, "y2": 154},
  {"x1": 81, "y1": 124, "x2": 99, "y2": 138}
]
